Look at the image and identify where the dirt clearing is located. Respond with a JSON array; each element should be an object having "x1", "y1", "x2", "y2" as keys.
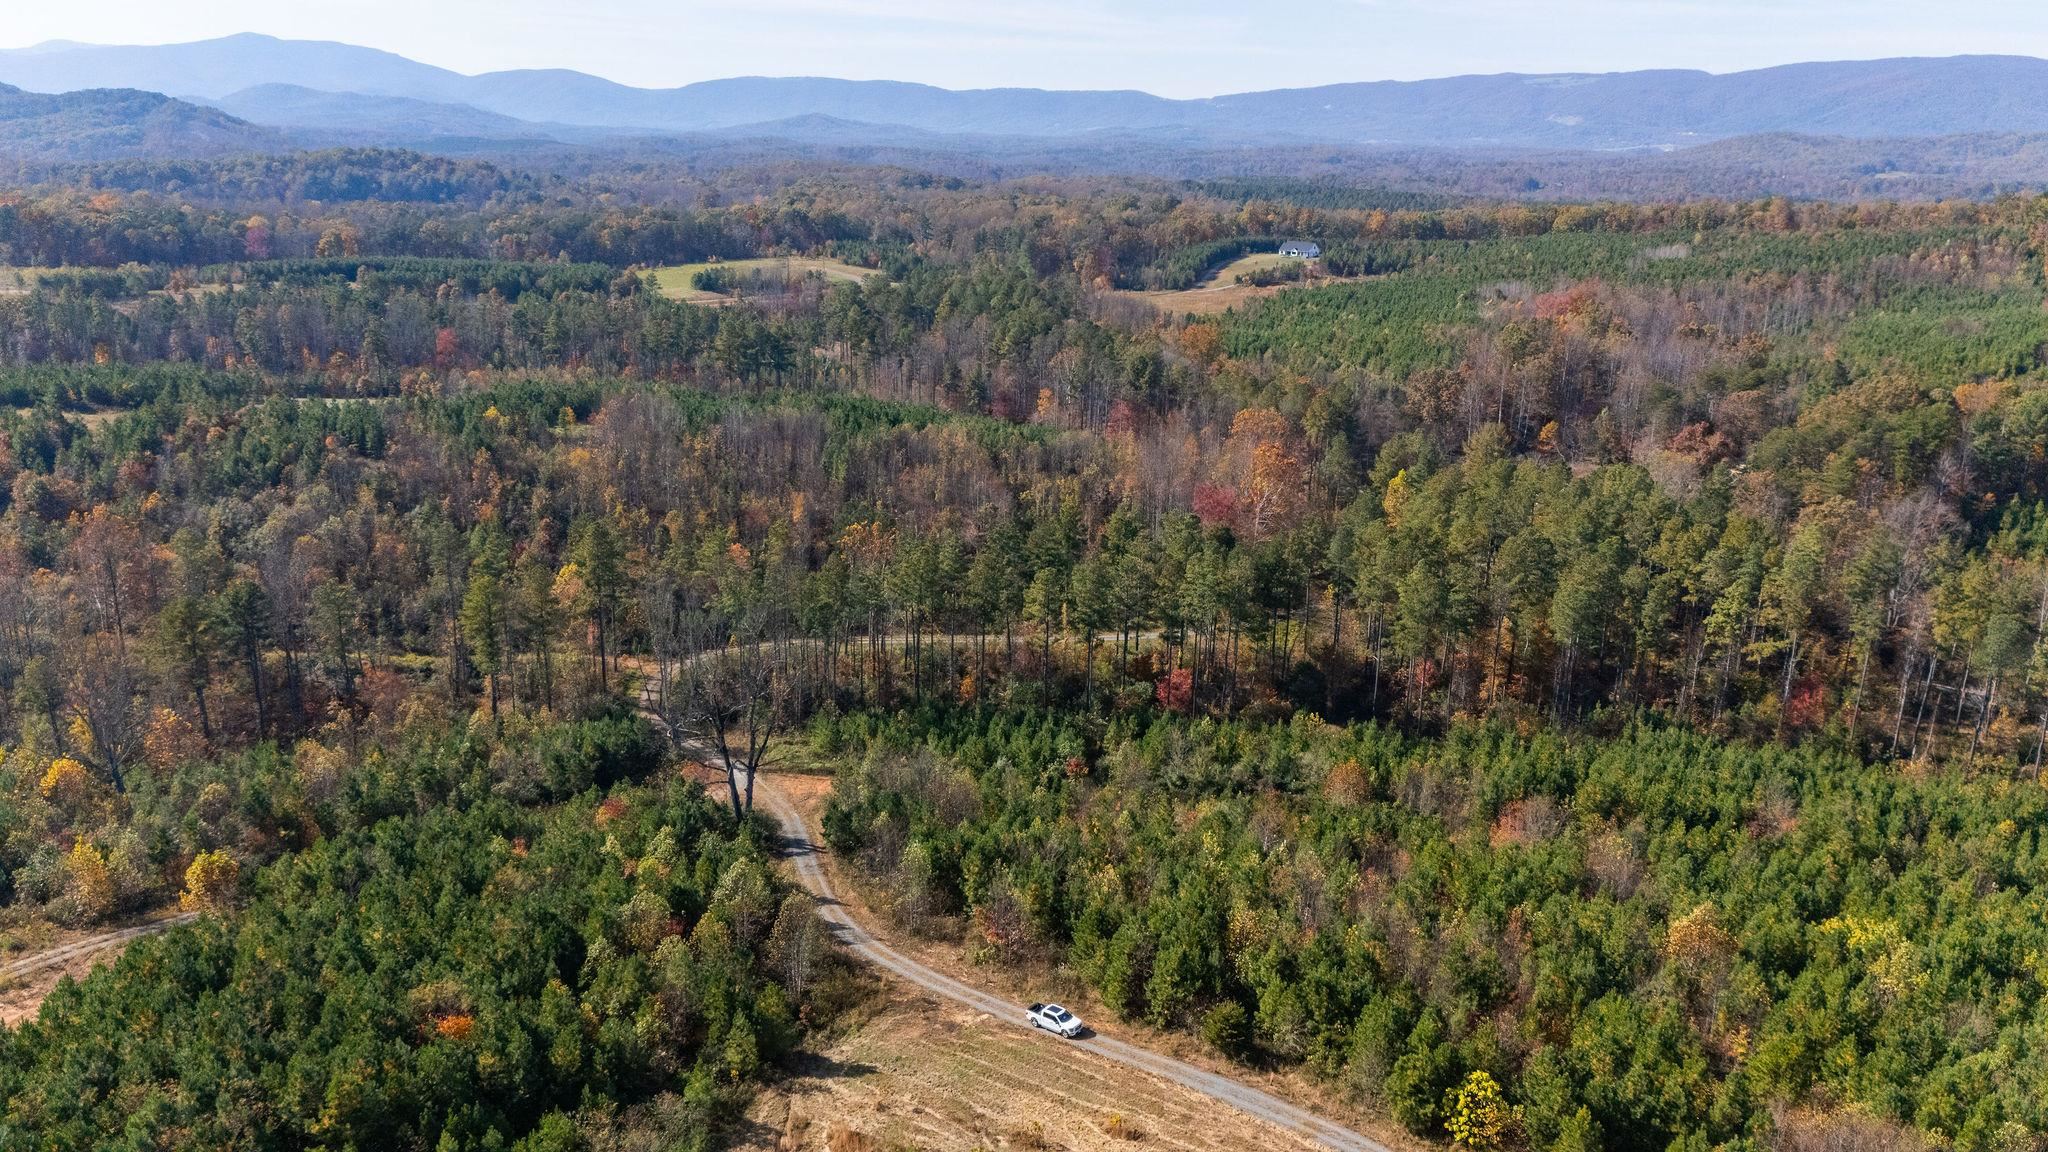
[
  {"x1": 0, "y1": 913, "x2": 195, "y2": 1027},
  {"x1": 742, "y1": 989, "x2": 1341, "y2": 1152},
  {"x1": 746, "y1": 770, "x2": 1407, "y2": 1152}
]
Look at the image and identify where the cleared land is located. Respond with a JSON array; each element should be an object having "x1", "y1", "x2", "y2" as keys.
[
  {"x1": 1208, "y1": 252, "x2": 1298, "y2": 282},
  {"x1": 650, "y1": 257, "x2": 877, "y2": 305},
  {"x1": 0, "y1": 912, "x2": 197, "y2": 1026},
  {"x1": 743, "y1": 993, "x2": 1359, "y2": 1152},
  {"x1": 1118, "y1": 254, "x2": 1359, "y2": 316},
  {"x1": 0, "y1": 267, "x2": 48, "y2": 295},
  {"x1": 742, "y1": 772, "x2": 1404, "y2": 1152},
  {"x1": 12, "y1": 408, "x2": 127, "y2": 429}
]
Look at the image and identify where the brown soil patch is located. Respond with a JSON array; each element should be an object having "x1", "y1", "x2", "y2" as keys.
[
  {"x1": 741, "y1": 989, "x2": 1337, "y2": 1152},
  {"x1": 1, "y1": 930, "x2": 125, "y2": 1027},
  {"x1": 0, "y1": 910, "x2": 195, "y2": 1028}
]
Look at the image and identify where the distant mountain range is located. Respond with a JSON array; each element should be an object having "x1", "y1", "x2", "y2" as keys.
[
  {"x1": 11, "y1": 34, "x2": 2048, "y2": 150},
  {"x1": 211, "y1": 85, "x2": 547, "y2": 140},
  {"x1": 10, "y1": 35, "x2": 2048, "y2": 203}
]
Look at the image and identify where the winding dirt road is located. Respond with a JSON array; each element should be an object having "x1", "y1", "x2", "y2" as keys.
[
  {"x1": 752, "y1": 778, "x2": 1390, "y2": 1152},
  {"x1": 631, "y1": 655, "x2": 1387, "y2": 1151}
]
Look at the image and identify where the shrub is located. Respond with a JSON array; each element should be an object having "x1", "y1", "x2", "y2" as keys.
[
  {"x1": 1202, "y1": 1001, "x2": 1251, "y2": 1060},
  {"x1": 538, "y1": 711, "x2": 661, "y2": 796},
  {"x1": 61, "y1": 839, "x2": 114, "y2": 924}
]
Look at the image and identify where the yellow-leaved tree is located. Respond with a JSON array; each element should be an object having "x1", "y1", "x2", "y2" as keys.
[
  {"x1": 1445, "y1": 1071, "x2": 1519, "y2": 1151},
  {"x1": 39, "y1": 757, "x2": 95, "y2": 810},
  {"x1": 180, "y1": 850, "x2": 240, "y2": 915},
  {"x1": 65, "y1": 839, "x2": 115, "y2": 924}
]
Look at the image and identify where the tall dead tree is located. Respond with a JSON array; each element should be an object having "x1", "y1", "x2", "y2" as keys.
[
  {"x1": 672, "y1": 644, "x2": 792, "y2": 821},
  {"x1": 644, "y1": 567, "x2": 810, "y2": 821}
]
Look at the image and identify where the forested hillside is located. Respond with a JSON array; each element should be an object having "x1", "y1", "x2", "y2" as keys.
[
  {"x1": 16, "y1": 37, "x2": 2048, "y2": 149},
  {"x1": 1, "y1": 163, "x2": 2047, "y2": 1150},
  {"x1": 0, "y1": 83, "x2": 281, "y2": 162},
  {"x1": 1, "y1": 757, "x2": 829, "y2": 1149},
  {"x1": 822, "y1": 709, "x2": 2048, "y2": 1152}
]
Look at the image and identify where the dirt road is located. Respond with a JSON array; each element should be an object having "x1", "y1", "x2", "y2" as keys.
[
  {"x1": 753, "y1": 778, "x2": 1391, "y2": 1152},
  {"x1": 1, "y1": 913, "x2": 199, "y2": 1026},
  {"x1": 633, "y1": 654, "x2": 1386, "y2": 1151},
  {"x1": 0, "y1": 914, "x2": 197, "y2": 983}
]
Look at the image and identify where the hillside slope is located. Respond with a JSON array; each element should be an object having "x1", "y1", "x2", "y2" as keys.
[
  {"x1": 0, "y1": 83, "x2": 280, "y2": 160},
  {"x1": 207, "y1": 84, "x2": 598, "y2": 144}
]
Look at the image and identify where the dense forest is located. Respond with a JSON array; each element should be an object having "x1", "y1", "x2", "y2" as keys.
[
  {"x1": 1, "y1": 728, "x2": 839, "y2": 1149},
  {"x1": 2, "y1": 155, "x2": 2048, "y2": 1150},
  {"x1": 822, "y1": 710, "x2": 2048, "y2": 1152}
]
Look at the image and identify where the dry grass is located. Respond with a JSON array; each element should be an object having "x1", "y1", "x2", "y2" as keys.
[
  {"x1": 1769, "y1": 1106, "x2": 1930, "y2": 1152},
  {"x1": 1206, "y1": 253, "x2": 1296, "y2": 283},
  {"x1": 1112, "y1": 256, "x2": 1366, "y2": 317},
  {"x1": 733, "y1": 972, "x2": 1344, "y2": 1152},
  {"x1": 731, "y1": 773, "x2": 1400, "y2": 1152},
  {"x1": 0, "y1": 266, "x2": 49, "y2": 294},
  {"x1": 0, "y1": 940, "x2": 120, "y2": 1026},
  {"x1": 825, "y1": 1125, "x2": 883, "y2": 1152},
  {"x1": 650, "y1": 257, "x2": 877, "y2": 304}
]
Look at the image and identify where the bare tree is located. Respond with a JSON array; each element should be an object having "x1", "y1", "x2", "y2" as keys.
[
  {"x1": 644, "y1": 568, "x2": 809, "y2": 821},
  {"x1": 668, "y1": 644, "x2": 797, "y2": 821},
  {"x1": 692, "y1": 647, "x2": 794, "y2": 815},
  {"x1": 70, "y1": 633, "x2": 141, "y2": 792}
]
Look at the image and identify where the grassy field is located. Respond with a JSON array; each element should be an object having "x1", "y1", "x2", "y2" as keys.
[
  {"x1": 0, "y1": 267, "x2": 222, "y2": 305},
  {"x1": 1117, "y1": 252, "x2": 1342, "y2": 316},
  {"x1": 650, "y1": 256, "x2": 877, "y2": 304},
  {"x1": 0, "y1": 267, "x2": 52, "y2": 295},
  {"x1": 12, "y1": 408, "x2": 127, "y2": 429},
  {"x1": 1208, "y1": 252, "x2": 1298, "y2": 283}
]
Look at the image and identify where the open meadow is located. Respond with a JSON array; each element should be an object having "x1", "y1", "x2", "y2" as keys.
[{"x1": 650, "y1": 255, "x2": 878, "y2": 304}]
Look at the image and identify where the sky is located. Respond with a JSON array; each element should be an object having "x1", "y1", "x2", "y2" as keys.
[{"x1": 7, "y1": 0, "x2": 2048, "y2": 97}]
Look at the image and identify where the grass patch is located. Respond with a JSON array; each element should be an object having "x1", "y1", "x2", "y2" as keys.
[
  {"x1": 650, "y1": 256, "x2": 878, "y2": 302},
  {"x1": 1206, "y1": 252, "x2": 1298, "y2": 284},
  {"x1": 0, "y1": 266, "x2": 55, "y2": 294}
]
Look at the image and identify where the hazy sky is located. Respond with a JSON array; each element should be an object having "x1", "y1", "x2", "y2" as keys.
[{"x1": 8, "y1": 1, "x2": 2048, "y2": 97}]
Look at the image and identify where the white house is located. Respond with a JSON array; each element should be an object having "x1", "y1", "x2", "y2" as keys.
[{"x1": 1278, "y1": 241, "x2": 1322, "y2": 259}]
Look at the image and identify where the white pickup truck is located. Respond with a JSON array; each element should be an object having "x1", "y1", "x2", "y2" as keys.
[{"x1": 1026, "y1": 1002, "x2": 1085, "y2": 1038}]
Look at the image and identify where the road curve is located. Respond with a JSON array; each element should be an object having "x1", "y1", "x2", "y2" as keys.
[
  {"x1": 1, "y1": 913, "x2": 198, "y2": 982},
  {"x1": 753, "y1": 777, "x2": 1391, "y2": 1152}
]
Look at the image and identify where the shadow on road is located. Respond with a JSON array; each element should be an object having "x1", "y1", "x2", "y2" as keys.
[{"x1": 773, "y1": 831, "x2": 822, "y2": 860}]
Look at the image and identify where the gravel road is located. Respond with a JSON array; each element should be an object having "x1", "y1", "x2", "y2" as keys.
[{"x1": 753, "y1": 778, "x2": 1392, "y2": 1152}]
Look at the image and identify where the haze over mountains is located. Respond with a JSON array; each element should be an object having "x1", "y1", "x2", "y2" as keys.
[
  {"x1": 0, "y1": 82, "x2": 284, "y2": 161},
  {"x1": 10, "y1": 33, "x2": 2048, "y2": 151},
  {"x1": 8, "y1": 34, "x2": 2048, "y2": 202}
]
